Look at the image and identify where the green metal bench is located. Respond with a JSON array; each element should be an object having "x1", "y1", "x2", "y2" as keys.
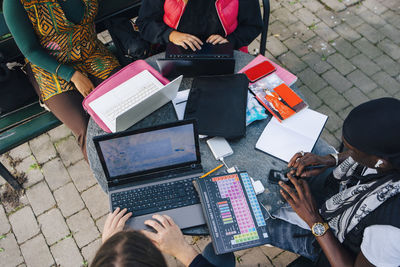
[{"x1": 0, "y1": 0, "x2": 141, "y2": 191}]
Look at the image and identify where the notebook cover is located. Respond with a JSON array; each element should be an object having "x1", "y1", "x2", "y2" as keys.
[
  {"x1": 82, "y1": 60, "x2": 170, "y2": 133},
  {"x1": 238, "y1": 55, "x2": 297, "y2": 86}
]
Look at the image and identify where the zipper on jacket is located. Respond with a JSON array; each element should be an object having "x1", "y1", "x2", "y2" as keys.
[{"x1": 215, "y1": 0, "x2": 228, "y2": 36}]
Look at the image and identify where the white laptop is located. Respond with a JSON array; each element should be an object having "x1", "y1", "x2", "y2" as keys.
[{"x1": 89, "y1": 70, "x2": 183, "y2": 132}]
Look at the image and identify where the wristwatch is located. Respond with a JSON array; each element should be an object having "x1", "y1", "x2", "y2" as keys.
[
  {"x1": 330, "y1": 153, "x2": 339, "y2": 166},
  {"x1": 311, "y1": 222, "x2": 329, "y2": 237}
]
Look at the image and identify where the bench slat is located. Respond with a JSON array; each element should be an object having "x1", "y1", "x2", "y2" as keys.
[
  {"x1": 0, "y1": 102, "x2": 46, "y2": 133},
  {"x1": 0, "y1": 112, "x2": 61, "y2": 155}
]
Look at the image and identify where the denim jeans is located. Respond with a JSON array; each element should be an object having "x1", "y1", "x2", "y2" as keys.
[{"x1": 202, "y1": 243, "x2": 236, "y2": 267}]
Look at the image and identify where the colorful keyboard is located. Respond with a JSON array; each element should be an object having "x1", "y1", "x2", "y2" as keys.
[{"x1": 194, "y1": 172, "x2": 270, "y2": 254}]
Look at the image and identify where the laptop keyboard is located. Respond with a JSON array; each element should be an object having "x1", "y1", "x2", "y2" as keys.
[
  {"x1": 104, "y1": 82, "x2": 160, "y2": 121},
  {"x1": 110, "y1": 177, "x2": 200, "y2": 217}
]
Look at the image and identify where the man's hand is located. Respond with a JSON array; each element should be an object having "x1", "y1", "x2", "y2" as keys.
[
  {"x1": 279, "y1": 174, "x2": 323, "y2": 227},
  {"x1": 142, "y1": 214, "x2": 198, "y2": 266},
  {"x1": 288, "y1": 152, "x2": 335, "y2": 177},
  {"x1": 206, "y1": 34, "x2": 229, "y2": 45},
  {"x1": 71, "y1": 71, "x2": 95, "y2": 97},
  {"x1": 102, "y1": 208, "x2": 132, "y2": 243},
  {"x1": 169, "y1": 31, "x2": 203, "y2": 51}
]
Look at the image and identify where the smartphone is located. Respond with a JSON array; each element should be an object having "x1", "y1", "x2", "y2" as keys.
[
  {"x1": 268, "y1": 169, "x2": 289, "y2": 184},
  {"x1": 244, "y1": 61, "x2": 276, "y2": 82}
]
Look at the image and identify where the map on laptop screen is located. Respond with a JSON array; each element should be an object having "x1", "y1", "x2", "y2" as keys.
[{"x1": 98, "y1": 124, "x2": 197, "y2": 178}]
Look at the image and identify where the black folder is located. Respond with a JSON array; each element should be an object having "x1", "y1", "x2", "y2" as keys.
[{"x1": 184, "y1": 74, "x2": 248, "y2": 139}]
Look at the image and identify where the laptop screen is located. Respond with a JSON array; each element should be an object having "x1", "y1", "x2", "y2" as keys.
[{"x1": 94, "y1": 121, "x2": 200, "y2": 180}]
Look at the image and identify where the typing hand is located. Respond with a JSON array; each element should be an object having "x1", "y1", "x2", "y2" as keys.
[
  {"x1": 71, "y1": 71, "x2": 95, "y2": 97},
  {"x1": 288, "y1": 152, "x2": 334, "y2": 178},
  {"x1": 206, "y1": 34, "x2": 229, "y2": 45},
  {"x1": 142, "y1": 214, "x2": 198, "y2": 266},
  {"x1": 102, "y1": 207, "x2": 132, "y2": 243},
  {"x1": 169, "y1": 31, "x2": 203, "y2": 51}
]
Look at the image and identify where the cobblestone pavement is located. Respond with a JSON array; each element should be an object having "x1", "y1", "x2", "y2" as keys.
[{"x1": 1, "y1": 0, "x2": 399, "y2": 266}]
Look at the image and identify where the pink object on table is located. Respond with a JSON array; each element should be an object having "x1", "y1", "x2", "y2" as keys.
[
  {"x1": 82, "y1": 60, "x2": 169, "y2": 133},
  {"x1": 238, "y1": 54, "x2": 297, "y2": 86}
]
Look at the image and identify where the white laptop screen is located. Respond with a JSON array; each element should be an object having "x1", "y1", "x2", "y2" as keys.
[{"x1": 95, "y1": 122, "x2": 199, "y2": 179}]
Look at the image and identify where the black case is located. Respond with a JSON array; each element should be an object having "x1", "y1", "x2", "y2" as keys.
[{"x1": 184, "y1": 74, "x2": 248, "y2": 139}]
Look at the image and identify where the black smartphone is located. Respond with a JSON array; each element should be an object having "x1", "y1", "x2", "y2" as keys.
[{"x1": 268, "y1": 169, "x2": 289, "y2": 184}]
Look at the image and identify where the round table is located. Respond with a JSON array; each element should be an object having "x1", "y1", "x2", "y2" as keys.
[{"x1": 86, "y1": 51, "x2": 334, "y2": 235}]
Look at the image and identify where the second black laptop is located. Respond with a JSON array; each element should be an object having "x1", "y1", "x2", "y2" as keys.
[{"x1": 166, "y1": 42, "x2": 233, "y2": 59}]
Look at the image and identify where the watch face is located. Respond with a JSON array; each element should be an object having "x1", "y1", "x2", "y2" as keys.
[{"x1": 313, "y1": 223, "x2": 325, "y2": 236}]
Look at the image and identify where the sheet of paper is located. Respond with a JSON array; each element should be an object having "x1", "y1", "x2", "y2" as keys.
[
  {"x1": 172, "y1": 89, "x2": 190, "y2": 120},
  {"x1": 256, "y1": 108, "x2": 327, "y2": 162}
]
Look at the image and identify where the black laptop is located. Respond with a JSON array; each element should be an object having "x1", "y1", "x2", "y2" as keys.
[
  {"x1": 166, "y1": 42, "x2": 234, "y2": 59},
  {"x1": 93, "y1": 120, "x2": 206, "y2": 230}
]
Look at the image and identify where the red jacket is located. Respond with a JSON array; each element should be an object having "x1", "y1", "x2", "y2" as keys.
[{"x1": 163, "y1": 0, "x2": 239, "y2": 37}]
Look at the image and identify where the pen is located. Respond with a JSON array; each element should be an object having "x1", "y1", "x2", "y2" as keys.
[{"x1": 199, "y1": 164, "x2": 224, "y2": 178}]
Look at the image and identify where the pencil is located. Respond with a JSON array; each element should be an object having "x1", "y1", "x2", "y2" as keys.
[{"x1": 199, "y1": 164, "x2": 224, "y2": 178}]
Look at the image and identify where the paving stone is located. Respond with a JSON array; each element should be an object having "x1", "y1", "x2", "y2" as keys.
[
  {"x1": 379, "y1": 24, "x2": 400, "y2": 44},
  {"x1": 334, "y1": 23, "x2": 362, "y2": 42},
  {"x1": 350, "y1": 53, "x2": 381, "y2": 76},
  {"x1": 266, "y1": 36, "x2": 288, "y2": 57},
  {"x1": 382, "y1": 10, "x2": 400, "y2": 30},
  {"x1": 38, "y1": 208, "x2": 70, "y2": 245},
  {"x1": 277, "y1": 51, "x2": 307, "y2": 73},
  {"x1": 41, "y1": 158, "x2": 71, "y2": 191},
  {"x1": 0, "y1": 154, "x2": 14, "y2": 178},
  {"x1": 363, "y1": 0, "x2": 388, "y2": 14},
  {"x1": 373, "y1": 54, "x2": 400, "y2": 77},
  {"x1": 327, "y1": 53, "x2": 356, "y2": 75},
  {"x1": 50, "y1": 237, "x2": 84, "y2": 267},
  {"x1": 9, "y1": 143, "x2": 32, "y2": 160},
  {"x1": 9, "y1": 206, "x2": 40, "y2": 244},
  {"x1": 268, "y1": 0, "x2": 280, "y2": 11},
  {"x1": 272, "y1": 8, "x2": 299, "y2": 26},
  {"x1": 332, "y1": 38, "x2": 359, "y2": 59},
  {"x1": 20, "y1": 234, "x2": 54, "y2": 267},
  {"x1": 163, "y1": 253, "x2": 183, "y2": 267},
  {"x1": 271, "y1": 250, "x2": 298, "y2": 267},
  {"x1": 378, "y1": 38, "x2": 400, "y2": 60},
  {"x1": 15, "y1": 156, "x2": 44, "y2": 189},
  {"x1": 358, "y1": 9, "x2": 387, "y2": 29},
  {"x1": 321, "y1": 129, "x2": 341, "y2": 151},
  {"x1": 298, "y1": 68, "x2": 327, "y2": 93},
  {"x1": 269, "y1": 21, "x2": 292, "y2": 41},
  {"x1": 288, "y1": 21, "x2": 316, "y2": 42},
  {"x1": 81, "y1": 239, "x2": 101, "y2": 263},
  {"x1": 67, "y1": 160, "x2": 97, "y2": 193},
  {"x1": 67, "y1": 209, "x2": 100, "y2": 248},
  {"x1": 322, "y1": 69, "x2": 353, "y2": 93},
  {"x1": 337, "y1": 10, "x2": 364, "y2": 28},
  {"x1": 343, "y1": 87, "x2": 370, "y2": 107},
  {"x1": 347, "y1": 70, "x2": 377, "y2": 93},
  {"x1": 338, "y1": 105, "x2": 354, "y2": 120},
  {"x1": 29, "y1": 134, "x2": 57, "y2": 164},
  {"x1": 95, "y1": 214, "x2": 108, "y2": 233},
  {"x1": 81, "y1": 185, "x2": 109, "y2": 220},
  {"x1": 260, "y1": 245, "x2": 284, "y2": 259},
  {"x1": 299, "y1": 85, "x2": 322, "y2": 109},
  {"x1": 283, "y1": 38, "x2": 311, "y2": 57},
  {"x1": 236, "y1": 247, "x2": 271, "y2": 266},
  {"x1": 317, "y1": 87, "x2": 350, "y2": 112},
  {"x1": 47, "y1": 124, "x2": 72, "y2": 142},
  {"x1": 55, "y1": 136, "x2": 84, "y2": 166},
  {"x1": 356, "y1": 24, "x2": 385, "y2": 44},
  {"x1": 294, "y1": 8, "x2": 320, "y2": 26},
  {"x1": 26, "y1": 181, "x2": 55, "y2": 216},
  {"x1": 313, "y1": 22, "x2": 339, "y2": 42},
  {"x1": 54, "y1": 182, "x2": 85, "y2": 217},
  {"x1": 320, "y1": 0, "x2": 346, "y2": 11},
  {"x1": 316, "y1": 9, "x2": 341, "y2": 28},
  {"x1": 366, "y1": 88, "x2": 391, "y2": 99},
  {"x1": 302, "y1": 0, "x2": 324, "y2": 12},
  {"x1": 372, "y1": 71, "x2": 400, "y2": 95},
  {"x1": 381, "y1": 0, "x2": 400, "y2": 10},
  {"x1": 0, "y1": 233, "x2": 24, "y2": 266},
  {"x1": 280, "y1": 0, "x2": 302, "y2": 12},
  {"x1": 0, "y1": 204, "x2": 10, "y2": 234},
  {"x1": 353, "y1": 38, "x2": 383, "y2": 59},
  {"x1": 309, "y1": 36, "x2": 336, "y2": 56},
  {"x1": 301, "y1": 52, "x2": 332, "y2": 74}
]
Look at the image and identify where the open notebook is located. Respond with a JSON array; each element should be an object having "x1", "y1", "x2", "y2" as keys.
[{"x1": 256, "y1": 108, "x2": 328, "y2": 162}]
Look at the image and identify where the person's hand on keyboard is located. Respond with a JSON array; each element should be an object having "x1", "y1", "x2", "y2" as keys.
[
  {"x1": 206, "y1": 34, "x2": 229, "y2": 45},
  {"x1": 142, "y1": 214, "x2": 199, "y2": 266},
  {"x1": 169, "y1": 30, "x2": 203, "y2": 51},
  {"x1": 101, "y1": 207, "x2": 132, "y2": 243}
]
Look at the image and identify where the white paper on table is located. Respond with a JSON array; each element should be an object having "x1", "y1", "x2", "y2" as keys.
[
  {"x1": 172, "y1": 89, "x2": 190, "y2": 120},
  {"x1": 255, "y1": 108, "x2": 328, "y2": 162}
]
